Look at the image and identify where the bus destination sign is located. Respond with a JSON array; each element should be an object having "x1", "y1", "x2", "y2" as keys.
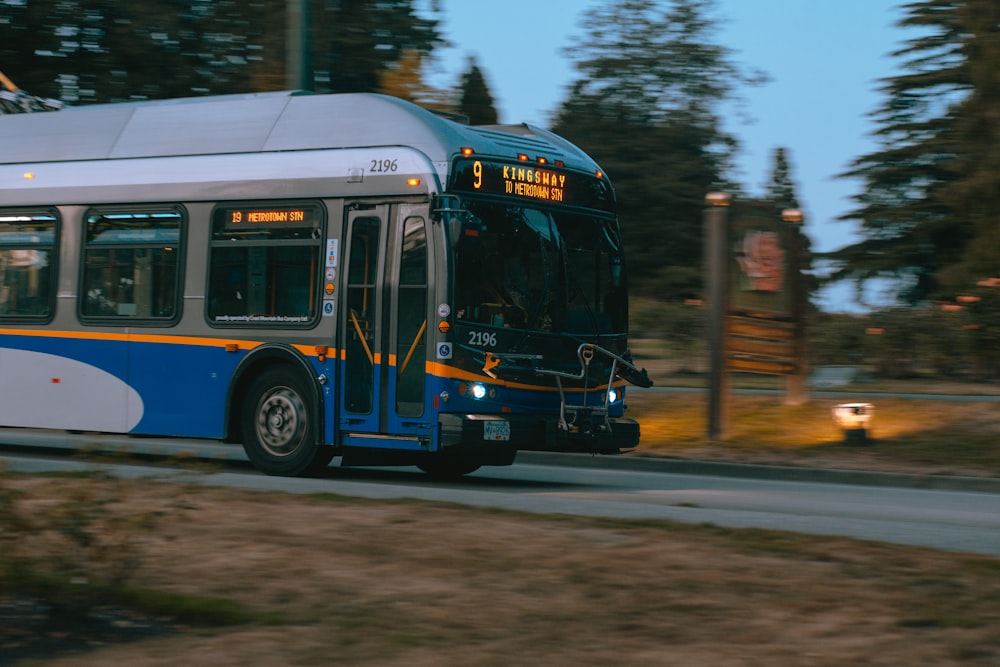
[
  {"x1": 224, "y1": 206, "x2": 314, "y2": 229},
  {"x1": 450, "y1": 158, "x2": 614, "y2": 212}
]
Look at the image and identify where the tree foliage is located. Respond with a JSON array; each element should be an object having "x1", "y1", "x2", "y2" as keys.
[
  {"x1": 312, "y1": 0, "x2": 445, "y2": 95},
  {"x1": 551, "y1": 0, "x2": 761, "y2": 299},
  {"x1": 764, "y1": 147, "x2": 819, "y2": 305},
  {"x1": 0, "y1": 0, "x2": 444, "y2": 103},
  {"x1": 834, "y1": 0, "x2": 1000, "y2": 304},
  {"x1": 0, "y1": 1, "x2": 270, "y2": 102},
  {"x1": 457, "y1": 57, "x2": 498, "y2": 125},
  {"x1": 377, "y1": 48, "x2": 453, "y2": 112},
  {"x1": 945, "y1": 0, "x2": 1000, "y2": 288},
  {"x1": 765, "y1": 147, "x2": 800, "y2": 211}
]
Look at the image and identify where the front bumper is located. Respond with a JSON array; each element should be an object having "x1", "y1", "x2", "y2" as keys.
[{"x1": 439, "y1": 412, "x2": 640, "y2": 455}]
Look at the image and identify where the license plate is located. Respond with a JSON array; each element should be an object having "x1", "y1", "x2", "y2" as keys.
[{"x1": 483, "y1": 420, "x2": 510, "y2": 441}]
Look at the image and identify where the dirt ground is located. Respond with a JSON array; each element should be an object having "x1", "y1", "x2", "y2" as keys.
[{"x1": 3, "y1": 475, "x2": 1000, "y2": 666}]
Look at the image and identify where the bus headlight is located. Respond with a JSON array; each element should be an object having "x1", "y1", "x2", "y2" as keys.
[
  {"x1": 607, "y1": 388, "x2": 620, "y2": 404},
  {"x1": 471, "y1": 383, "x2": 488, "y2": 400}
]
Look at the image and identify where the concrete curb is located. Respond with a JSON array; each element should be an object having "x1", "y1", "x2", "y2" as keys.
[
  {"x1": 515, "y1": 451, "x2": 1000, "y2": 495},
  {"x1": 3, "y1": 427, "x2": 998, "y2": 495}
]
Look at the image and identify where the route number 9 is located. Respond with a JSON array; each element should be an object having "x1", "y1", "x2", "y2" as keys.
[{"x1": 473, "y1": 160, "x2": 483, "y2": 189}]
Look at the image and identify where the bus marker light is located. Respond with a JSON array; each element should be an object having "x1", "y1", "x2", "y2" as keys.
[
  {"x1": 407, "y1": 178, "x2": 421, "y2": 187},
  {"x1": 23, "y1": 172, "x2": 35, "y2": 180},
  {"x1": 517, "y1": 153, "x2": 529, "y2": 161},
  {"x1": 225, "y1": 343, "x2": 239, "y2": 352},
  {"x1": 315, "y1": 345, "x2": 328, "y2": 362},
  {"x1": 461, "y1": 147, "x2": 474, "y2": 157},
  {"x1": 537, "y1": 157, "x2": 548, "y2": 165}
]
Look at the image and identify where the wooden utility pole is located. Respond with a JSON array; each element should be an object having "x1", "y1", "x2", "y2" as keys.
[
  {"x1": 286, "y1": 0, "x2": 313, "y2": 90},
  {"x1": 705, "y1": 192, "x2": 732, "y2": 441},
  {"x1": 781, "y1": 208, "x2": 809, "y2": 406}
]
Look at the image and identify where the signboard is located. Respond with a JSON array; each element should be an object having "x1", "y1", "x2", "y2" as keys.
[
  {"x1": 729, "y1": 200, "x2": 796, "y2": 318},
  {"x1": 725, "y1": 200, "x2": 805, "y2": 377},
  {"x1": 221, "y1": 206, "x2": 317, "y2": 231},
  {"x1": 450, "y1": 158, "x2": 615, "y2": 212}
]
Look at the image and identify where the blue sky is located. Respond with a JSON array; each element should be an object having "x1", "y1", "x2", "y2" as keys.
[{"x1": 428, "y1": 1, "x2": 911, "y2": 310}]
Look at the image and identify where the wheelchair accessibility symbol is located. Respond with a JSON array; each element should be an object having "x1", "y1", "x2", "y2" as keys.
[{"x1": 436, "y1": 342, "x2": 452, "y2": 360}]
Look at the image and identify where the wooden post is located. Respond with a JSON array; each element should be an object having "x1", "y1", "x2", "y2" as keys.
[
  {"x1": 781, "y1": 208, "x2": 808, "y2": 406},
  {"x1": 705, "y1": 193, "x2": 732, "y2": 440},
  {"x1": 286, "y1": 0, "x2": 312, "y2": 91}
]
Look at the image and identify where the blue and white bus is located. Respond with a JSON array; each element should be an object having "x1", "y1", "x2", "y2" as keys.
[{"x1": 0, "y1": 91, "x2": 650, "y2": 477}]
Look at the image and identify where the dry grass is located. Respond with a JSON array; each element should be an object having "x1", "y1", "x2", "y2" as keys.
[
  {"x1": 626, "y1": 392, "x2": 1000, "y2": 477},
  {"x1": 4, "y1": 477, "x2": 1000, "y2": 666}
]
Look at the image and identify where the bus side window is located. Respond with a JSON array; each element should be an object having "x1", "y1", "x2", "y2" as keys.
[
  {"x1": 207, "y1": 202, "x2": 324, "y2": 326},
  {"x1": 0, "y1": 209, "x2": 58, "y2": 321},
  {"x1": 80, "y1": 208, "x2": 183, "y2": 322}
]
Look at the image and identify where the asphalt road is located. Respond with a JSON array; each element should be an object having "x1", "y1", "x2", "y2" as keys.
[{"x1": 3, "y1": 431, "x2": 999, "y2": 558}]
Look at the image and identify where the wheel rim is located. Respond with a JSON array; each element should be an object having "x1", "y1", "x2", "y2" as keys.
[{"x1": 254, "y1": 386, "x2": 307, "y2": 457}]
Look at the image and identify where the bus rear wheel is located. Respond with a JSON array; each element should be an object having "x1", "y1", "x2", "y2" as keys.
[{"x1": 242, "y1": 368, "x2": 332, "y2": 476}]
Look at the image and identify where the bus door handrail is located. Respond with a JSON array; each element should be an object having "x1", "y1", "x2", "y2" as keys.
[
  {"x1": 349, "y1": 308, "x2": 374, "y2": 366},
  {"x1": 399, "y1": 320, "x2": 426, "y2": 375}
]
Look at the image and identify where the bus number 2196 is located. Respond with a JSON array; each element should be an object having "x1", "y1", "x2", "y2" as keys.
[
  {"x1": 370, "y1": 158, "x2": 398, "y2": 173},
  {"x1": 468, "y1": 330, "x2": 497, "y2": 348}
]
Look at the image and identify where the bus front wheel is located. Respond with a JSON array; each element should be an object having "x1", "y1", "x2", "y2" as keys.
[{"x1": 242, "y1": 369, "x2": 332, "y2": 476}]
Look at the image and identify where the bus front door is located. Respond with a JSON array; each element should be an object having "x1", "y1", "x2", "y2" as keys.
[{"x1": 340, "y1": 204, "x2": 431, "y2": 448}]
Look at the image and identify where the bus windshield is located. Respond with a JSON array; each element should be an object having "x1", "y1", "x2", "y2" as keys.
[{"x1": 452, "y1": 201, "x2": 627, "y2": 335}]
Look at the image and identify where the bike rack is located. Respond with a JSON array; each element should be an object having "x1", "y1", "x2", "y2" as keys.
[{"x1": 487, "y1": 343, "x2": 651, "y2": 436}]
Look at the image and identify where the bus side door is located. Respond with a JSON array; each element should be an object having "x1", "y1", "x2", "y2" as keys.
[{"x1": 339, "y1": 204, "x2": 431, "y2": 443}]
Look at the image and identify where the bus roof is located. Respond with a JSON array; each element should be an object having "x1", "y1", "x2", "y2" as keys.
[{"x1": 0, "y1": 91, "x2": 600, "y2": 174}]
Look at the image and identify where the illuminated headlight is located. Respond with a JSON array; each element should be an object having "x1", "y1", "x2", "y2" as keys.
[
  {"x1": 607, "y1": 388, "x2": 620, "y2": 404},
  {"x1": 471, "y1": 383, "x2": 488, "y2": 400}
]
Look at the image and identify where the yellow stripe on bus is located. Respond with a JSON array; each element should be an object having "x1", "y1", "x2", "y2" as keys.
[{"x1": 0, "y1": 328, "x2": 333, "y2": 359}]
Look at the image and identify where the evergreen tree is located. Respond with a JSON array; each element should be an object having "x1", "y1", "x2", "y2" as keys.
[
  {"x1": 0, "y1": 1, "x2": 445, "y2": 104},
  {"x1": 0, "y1": 1, "x2": 268, "y2": 103},
  {"x1": 457, "y1": 57, "x2": 498, "y2": 125},
  {"x1": 311, "y1": 0, "x2": 444, "y2": 94},
  {"x1": 765, "y1": 147, "x2": 817, "y2": 305},
  {"x1": 377, "y1": 48, "x2": 453, "y2": 111},
  {"x1": 944, "y1": 0, "x2": 1000, "y2": 288},
  {"x1": 832, "y1": 0, "x2": 973, "y2": 304},
  {"x1": 551, "y1": 0, "x2": 761, "y2": 299},
  {"x1": 766, "y1": 147, "x2": 800, "y2": 211}
]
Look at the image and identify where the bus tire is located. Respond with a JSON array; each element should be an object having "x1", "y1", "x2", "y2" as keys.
[
  {"x1": 242, "y1": 368, "x2": 332, "y2": 477},
  {"x1": 417, "y1": 455, "x2": 482, "y2": 479}
]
